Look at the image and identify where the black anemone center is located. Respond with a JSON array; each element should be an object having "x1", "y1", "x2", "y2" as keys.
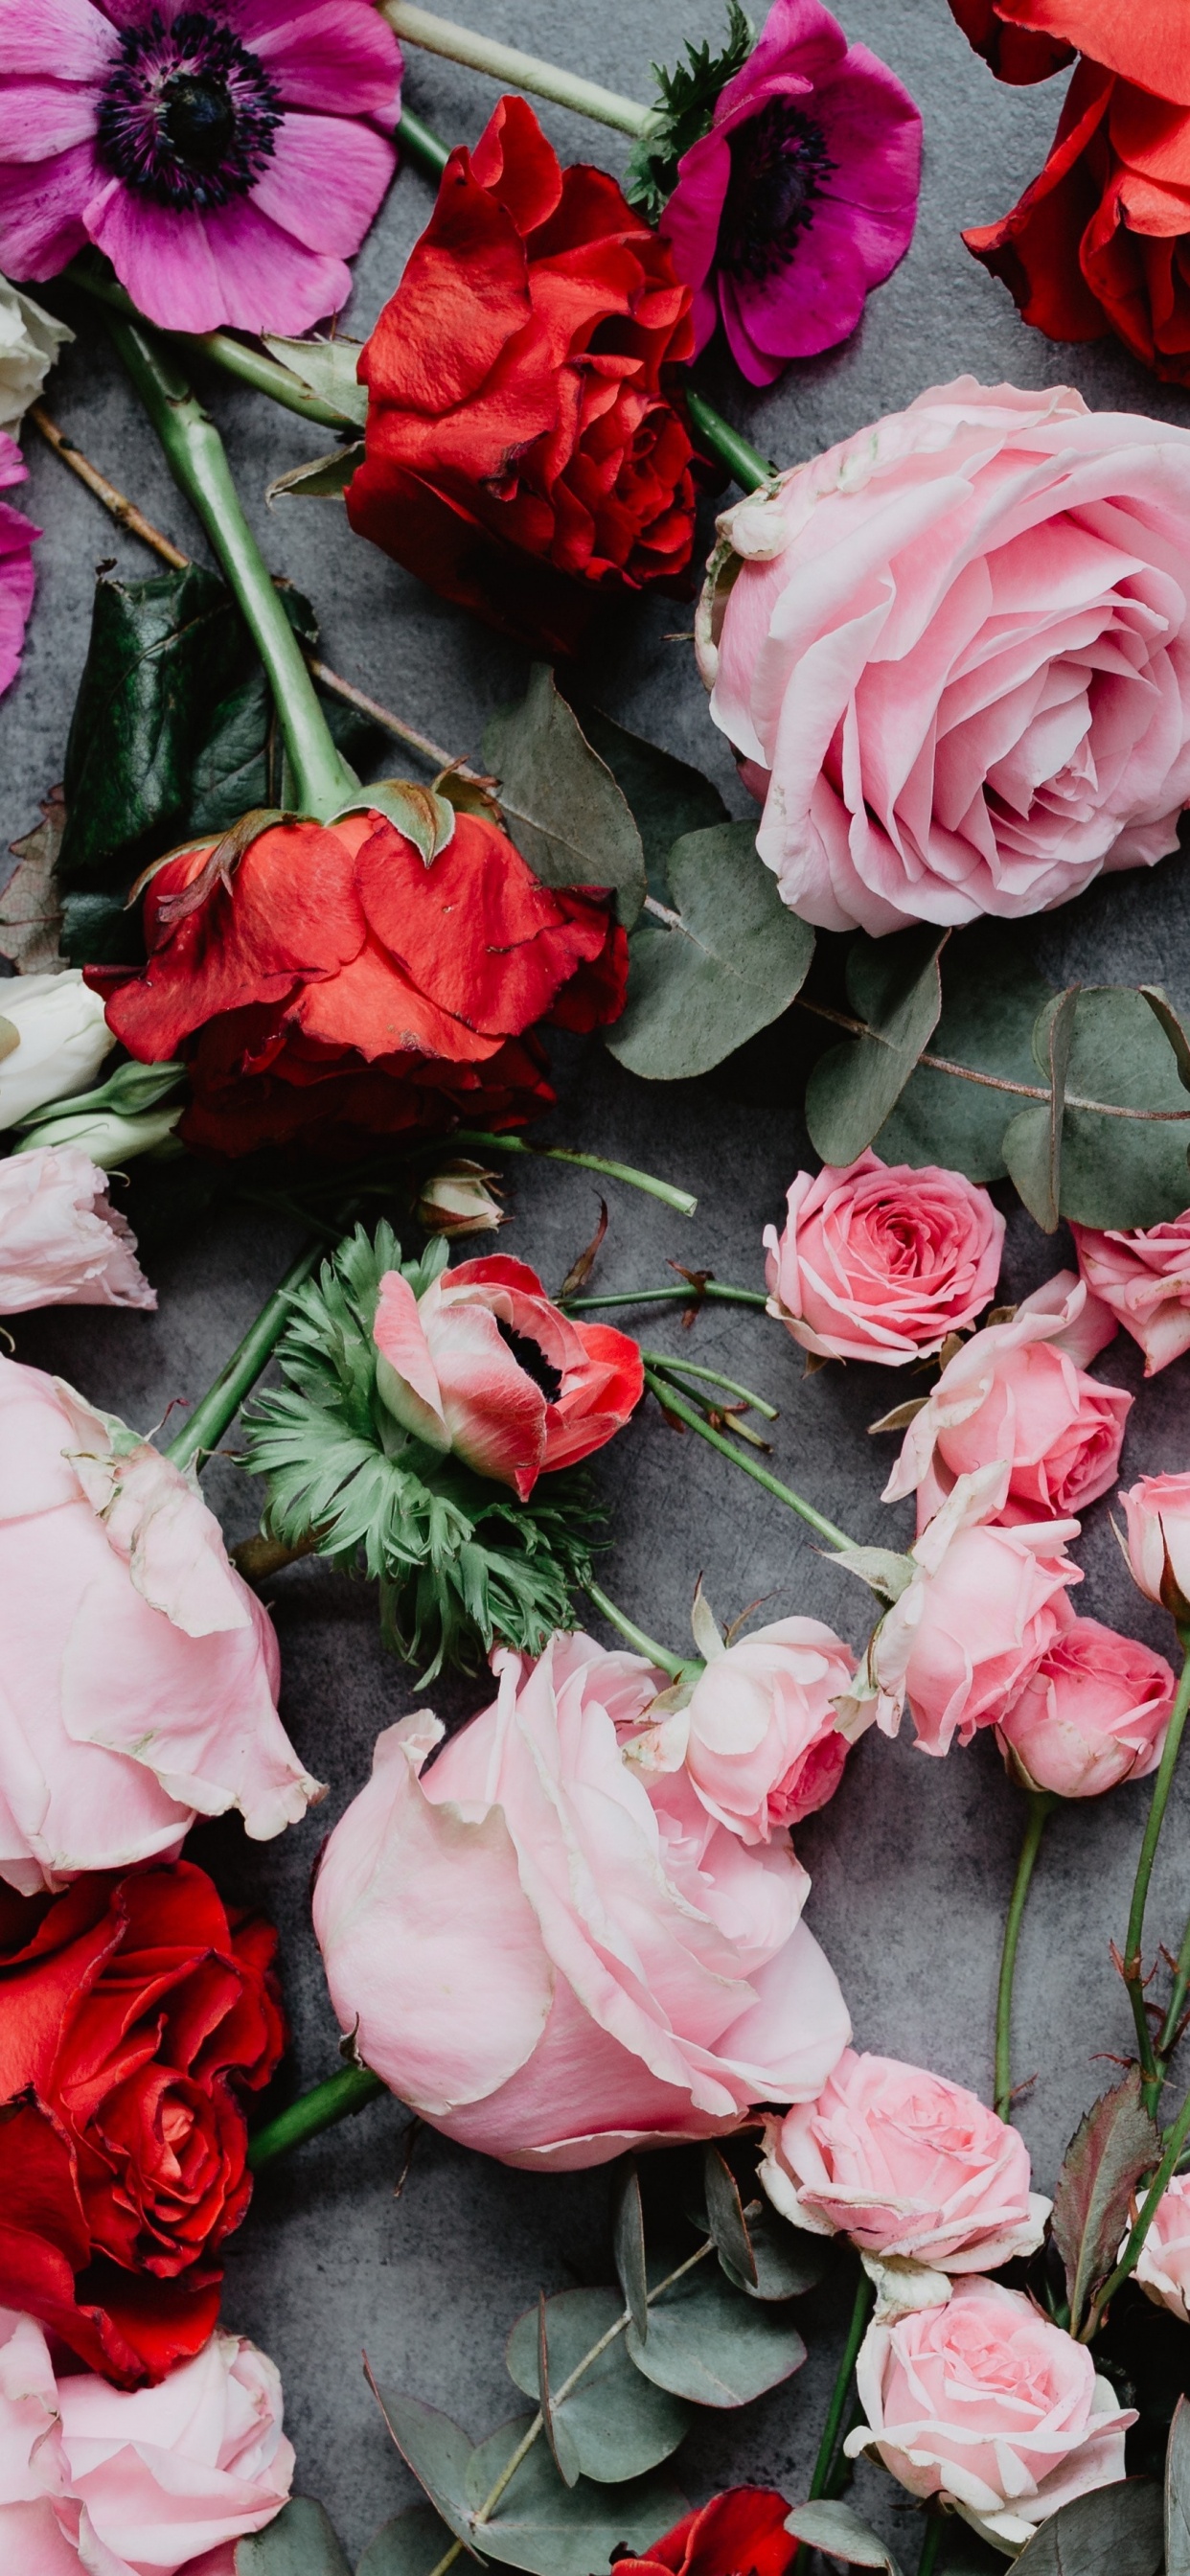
[
  {"x1": 497, "y1": 1321, "x2": 563, "y2": 1406},
  {"x1": 96, "y1": 10, "x2": 282, "y2": 213},
  {"x1": 720, "y1": 98, "x2": 835, "y2": 283}
]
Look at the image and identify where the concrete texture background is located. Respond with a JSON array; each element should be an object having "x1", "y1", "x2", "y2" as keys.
[{"x1": 4, "y1": 1, "x2": 1190, "y2": 2561}]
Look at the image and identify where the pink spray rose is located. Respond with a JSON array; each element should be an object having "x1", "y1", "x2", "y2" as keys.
[
  {"x1": 996, "y1": 1614, "x2": 1176, "y2": 1797},
  {"x1": 0, "y1": 2310, "x2": 293, "y2": 2572},
  {"x1": 0, "y1": 0, "x2": 402, "y2": 336},
  {"x1": 1120, "y1": 1472, "x2": 1190, "y2": 1623},
  {"x1": 1133, "y1": 2172, "x2": 1190, "y2": 2324},
  {"x1": 0, "y1": 1354, "x2": 322, "y2": 1892},
  {"x1": 846, "y1": 1465, "x2": 1083, "y2": 1756},
  {"x1": 657, "y1": 0, "x2": 922, "y2": 386},
  {"x1": 1072, "y1": 1211, "x2": 1190, "y2": 1376},
  {"x1": 677, "y1": 1617, "x2": 857, "y2": 1842},
  {"x1": 697, "y1": 380, "x2": 1190, "y2": 936},
  {"x1": 0, "y1": 428, "x2": 36, "y2": 702},
  {"x1": 760, "y1": 2049, "x2": 1049, "y2": 2288},
  {"x1": 843, "y1": 2277, "x2": 1134, "y2": 2551},
  {"x1": 0, "y1": 1143, "x2": 154, "y2": 1312},
  {"x1": 764, "y1": 1151, "x2": 1004, "y2": 1367},
  {"x1": 881, "y1": 1270, "x2": 1127, "y2": 1531},
  {"x1": 373, "y1": 1254, "x2": 643, "y2": 1501},
  {"x1": 312, "y1": 1630, "x2": 850, "y2": 2172}
]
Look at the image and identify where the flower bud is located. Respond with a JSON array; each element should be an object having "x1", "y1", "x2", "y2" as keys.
[
  {"x1": 0, "y1": 276, "x2": 72, "y2": 438},
  {"x1": 1120, "y1": 1474, "x2": 1190, "y2": 1626},
  {"x1": 0, "y1": 973, "x2": 114, "y2": 1129},
  {"x1": 415, "y1": 1160, "x2": 505, "y2": 1238},
  {"x1": 15, "y1": 1101, "x2": 184, "y2": 1166}
]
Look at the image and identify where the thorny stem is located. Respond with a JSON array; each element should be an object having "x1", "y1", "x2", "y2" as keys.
[
  {"x1": 383, "y1": 2, "x2": 654, "y2": 135},
  {"x1": 995, "y1": 1792, "x2": 1056, "y2": 2123},
  {"x1": 583, "y1": 1576, "x2": 691, "y2": 1682},
  {"x1": 1157, "y1": 1902, "x2": 1190, "y2": 2066},
  {"x1": 642, "y1": 1351, "x2": 779, "y2": 1419},
  {"x1": 450, "y1": 1131, "x2": 697, "y2": 1218},
  {"x1": 1124, "y1": 1638, "x2": 1190, "y2": 2108},
  {"x1": 808, "y1": 2265, "x2": 876, "y2": 2503},
  {"x1": 568, "y1": 1281, "x2": 769, "y2": 1314},
  {"x1": 162, "y1": 1241, "x2": 321, "y2": 1473},
  {"x1": 642, "y1": 1367, "x2": 854, "y2": 1552}
]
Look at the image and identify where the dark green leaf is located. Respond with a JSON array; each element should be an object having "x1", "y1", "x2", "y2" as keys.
[
  {"x1": 606, "y1": 821, "x2": 814, "y2": 1080},
  {"x1": 357, "y1": 2505, "x2": 456, "y2": 2576},
  {"x1": 1142, "y1": 985, "x2": 1190, "y2": 1092},
  {"x1": 613, "y1": 2165, "x2": 650, "y2": 2341},
  {"x1": 1051, "y1": 2069, "x2": 1160, "y2": 2338},
  {"x1": 784, "y1": 2500, "x2": 903, "y2": 2573},
  {"x1": 1002, "y1": 984, "x2": 1078, "y2": 1233},
  {"x1": 483, "y1": 666, "x2": 646, "y2": 925},
  {"x1": 719, "y1": 2207, "x2": 832, "y2": 2302},
  {"x1": 623, "y1": 0, "x2": 754, "y2": 220},
  {"x1": 703, "y1": 2148, "x2": 757, "y2": 2286},
  {"x1": 805, "y1": 927, "x2": 948, "y2": 1166},
  {"x1": 235, "y1": 2498, "x2": 352, "y2": 2575},
  {"x1": 368, "y1": 2387, "x2": 480, "y2": 2552},
  {"x1": 1168, "y1": 2392, "x2": 1190, "y2": 2576},
  {"x1": 1054, "y1": 988, "x2": 1190, "y2": 1229},
  {"x1": 1012, "y1": 2480, "x2": 1162, "y2": 2574},
  {"x1": 466, "y1": 2419, "x2": 687, "y2": 2576},
  {"x1": 627, "y1": 2254, "x2": 806, "y2": 2405},
  {"x1": 506, "y1": 2288, "x2": 689, "y2": 2482},
  {"x1": 568, "y1": 703, "x2": 728, "y2": 904},
  {"x1": 875, "y1": 926, "x2": 1052, "y2": 1182},
  {"x1": 60, "y1": 888, "x2": 142, "y2": 969}
]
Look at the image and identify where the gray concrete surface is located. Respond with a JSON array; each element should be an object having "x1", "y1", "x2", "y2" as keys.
[{"x1": 4, "y1": 2, "x2": 1190, "y2": 2561}]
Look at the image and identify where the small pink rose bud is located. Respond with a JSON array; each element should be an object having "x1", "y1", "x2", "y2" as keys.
[
  {"x1": 1120, "y1": 1473, "x2": 1190, "y2": 1626},
  {"x1": 415, "y1": 1161, "x2": 505, "y2": 1239},
  {"x1": 995, "y1": 1615, "x2": 1176, "y2": 1798}
]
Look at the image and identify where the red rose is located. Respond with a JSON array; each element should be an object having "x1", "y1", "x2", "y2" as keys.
[
  {"x1": 0, "y1": 1862, "x2": 284, "y2": 2387},
  {"x1": 985, "y1": 0, "x2": 1190, "y2": 100},
  {"x1": 947, "y1": 0, "x2": 1073, "y2": 83},
  {"x1": 966, "y1": 57, "x2": 1190, "y2": 383},
  {"x1": 87, "y1": 808, "x2": 627, "y2": 1159},
  {"x1": 345, "y1": 94, "x2": 698, "y2": 656},
  {"x1": 613, "y1": 2489, "x2": 799, "y2": 2576}
]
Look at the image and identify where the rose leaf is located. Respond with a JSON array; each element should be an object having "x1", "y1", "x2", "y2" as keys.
[{"x1": 1051, "y1": 2066, "x2": 1161, "y2": 2336}]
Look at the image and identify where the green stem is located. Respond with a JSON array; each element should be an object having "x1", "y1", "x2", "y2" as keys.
[
  {"x1": 809, "y1": 2266, "x2": 875, "y2": 2501},
  {"x1": 683, "y1": 388, "x2": 773, "y2": 493},
  {"x1": 567, "y1": 1282, "x2": 768, "y2": 1314},
  {"x1": 66, "y1": 262, "x2": 360, "y2": 432},
  {"x1": 583, "y1": 1577, "x2": 691, "y2": 1683},
  {"x1": 399, "y1": 103, "x2": 451, "y2": 175},
  {"x1": 1158, "y1": 1904, "x2": 1190, "y2": 2064},
  {"x1": 163, "y1": 1241, "x2": 321, "y2": 1472},
  {"x1": 1125, "y1": 1637, "x2": 1190, "y2": 2104},
  {"x1": 1085, "y1": 2081, "x2": 1190, "y2": 2337},
  {"x1": 643, "y1": 1350, "x2": 778, "y2": 1419},
  {"x1": 107, "y1": 318, "x2": 359, "y2": 820},
  {"x1": 450, "y1": 1130, "x2": 697, "y2": 1217},
  {"x1": 995, "y1": 1792, "x2": 1055, "y2": 2123},
  {"x1": 383, "y1": 2, "x2": 652, "y2": 135},
  {"x1": 642, "y1": 1367, "x2": 853, "y2": 1551},
  {"x1": 249, "y1": 2064, "x2": 385, "y2": 2170},
  {"x1": 915, "y1": 2522, "x2": 942, "y2": 2576}
]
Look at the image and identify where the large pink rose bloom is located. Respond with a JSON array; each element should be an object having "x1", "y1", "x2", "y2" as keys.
[
  {"x1": 996, "y1": 1614, "x2": 1176, "y2": 1797},
  {"x1": 698, "y1": 380, "x2": 1190, "y2": 935},
  {"x1": 844, "y1": 2278, "x2": 1134, "y2": 2551},
  {"x1": 1133, "y1": 2172, "x2": 1190, "y2": 2325},
  {"x1": 1121, "y1": 1471, "x2": 1190, "y2": 1623},
  {"x1": 681, "y1": 1617, "x2": 857, "y2": 1842},
  {"x1": 0, "y1": 0, "x2": 401, "y2": 335},
  {"x1": 657, "y1": 0, "x2": 921, "y2": 386},
  {"x1": 0, "y1": 1143, "x2": 155, "y2": 1312},
  {"x1": 881, "y1": 1269, "x2": 1127, "y2": 1531},
  {"x1": 0, "y1": 2310, "x2": 293, "y2": 2572},
  {"x1": 761, "y1": 2049, "x2": 1048, "y2": 2279},
  {"x1": 0, "y1": 428, "x2": 36, "y2": 701},
  {"x1": 0, "y1": 1354, "x2": 322, "y2": 1892},
  {"x1": 765, "y1": 1151, "x2": 1004, "y2": 1366},
  {"x1": 1072, "y1": 1211, "x2": 1190, "y2": 1376},
  {"x1": 313, "y1": 1630, "x2": 850, "y2": 2172}
]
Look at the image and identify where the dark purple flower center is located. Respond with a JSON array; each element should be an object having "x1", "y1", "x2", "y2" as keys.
[
  {"x1": 97, "y1": 9, "x2": 282, "y2": 212},
  {"x1": 720, "y1": 98, "x2": 835, "y2": 283},
  {"x1": 496, "y1": 1320, "x2": 562, "y2": 1405}
]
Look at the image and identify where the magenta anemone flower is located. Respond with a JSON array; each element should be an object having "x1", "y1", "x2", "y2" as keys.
[
  {"x1": 659, "y1": 0, "x2": 922, "y2": 385},
  {"x1": 0, "y1": 0, "x2": 402, "y2": 335},
  {"x1": 0, "y1": 429, "x2": 37, "y2": 702}
]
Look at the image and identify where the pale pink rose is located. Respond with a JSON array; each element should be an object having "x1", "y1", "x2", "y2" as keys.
[
  {"x1": 1121, "y1": 1471, "x2": 1190, "y2": 1623},
  {"x1": 1072, "y1": 1213, "x2": 1190, "y2": 1376},
  {"x1": 0, "y1": 1355, "x2": 323, "y2": 1892},
  {"x1": 764, "y1": 1152, "x2": 1004, "y2": 1367},
  {"x1": 761, "y1": 2049, "x2": 1049, "y2": 2277},
  {"x1": 313, "y1": 1629, "x2": 850, "y2": 2171},
  {"x1": 0, "y1": 1144, "x2": 154, "y2": 1313},
  {"x1": 846, "y1": 1465, "x2": 1083, "y2": 1756},
  {"x1": 0, "y1": 2310, "x2": 292, "y2": 2573},
  {"x1": 678, "y1": 1618, "x2": 858, "y2": 1842},
  {"x1": 698, "y1": 379, "x2": 1190, "y2": 936},
  {"x1": 996, "y1": 1615, "x2": 1176, "y2": 1797},
  {"x1": 1133, "y1": 2172, "x2": 1190, "y2": 2324},
  {"x1": 844, "y1": 2278, "x2": 1134, "y2": 2551}
]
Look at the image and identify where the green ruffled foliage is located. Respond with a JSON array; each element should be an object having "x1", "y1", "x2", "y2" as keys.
[
  {"x1": 242, "y1": 1223, "x2": 596, "y2": 1682},
  {"x1": 624, "y1": 1, "x2": 754, "y2": 222}
]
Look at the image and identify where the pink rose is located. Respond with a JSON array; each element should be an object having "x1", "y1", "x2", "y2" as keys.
[
  {"x1": 764, "y1": 1152, "x2": 1004, "y2": 1367},
  {"x1": 678, "y1": 1617, "x2": 857, "y2": 1842},
  {"x1": 843, "y1": 2278, "x2": 1134, "y2": 2551},
  {"x1": 0, "y1": 1355, "x2": 322, "y2": 1892},
  {"x1": 847, "y1": 1466, "x2": 1083, "y2": 1756},
  {"x1": 996, "y1": 1614, "x2": 1176, "y2": 1797},
  {"x1": 373, "y1": 1253, "x2": 643, "y2": 1499},
  {"x1": 1133, "y1": 2172, "x2": 1190, "y2": 2323},
  {"x1": 1072, "y1": 1211, "x2": 1190, "y2": 1376},
  {"x1": 0, "y1": 1144, "x2": 154, "y2": 1313},
  {"x1": 1121, "y1": 1471, "x2": 1190, "y2": 1623},
  {"x1": 312, "y1": 1630, "x2": 850, "y2": 2171},
  {"x1": 761, "y1": 2049, "x2": 1049, "y2": 2280},
  {"x1": 881, "y1": 1270, "x2": 1127, "y2": 1531},
  {"x1": 0, "y1": 2311, "x2": 293, "y2": 2573},
  {"x1": 697, "y1": 380, "x2": 1190, "y2": 935}
]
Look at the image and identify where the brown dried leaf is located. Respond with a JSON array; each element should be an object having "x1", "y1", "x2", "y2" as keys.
[
  {"x1": 559, "y1": 1199, "x2": 608, "y2": 1300},
  {"x1": 1, "y1": 787, "x2": 67, "y2": 972}
]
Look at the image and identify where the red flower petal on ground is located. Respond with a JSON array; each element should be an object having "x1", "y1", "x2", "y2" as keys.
[{"x1": 612, "y1": 2488, "x2": 800, "y2": 2576}]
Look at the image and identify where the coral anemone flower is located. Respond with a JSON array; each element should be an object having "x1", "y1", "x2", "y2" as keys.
[{"x1": 0, "y1": 0, "x2": 402, "y2": 335}]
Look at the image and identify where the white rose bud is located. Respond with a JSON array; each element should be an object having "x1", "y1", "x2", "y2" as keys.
[{"x1": 0, "y1": 973, "x2": 115, "y2": 1131}]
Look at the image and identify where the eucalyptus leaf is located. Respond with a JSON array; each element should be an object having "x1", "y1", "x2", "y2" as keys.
[
  {"x1": 1002, "y1": 984, "x2": 1078, "y2": 1232},
  {"x1": 1012, "y1": 2479, "x2": 1162, "y2": 2574},
  {"x1": 1168, "y1": 2392, "x2": 1190, "y2": 2576},
  {"x1": 1055, "y1": 987, "x2": 1190, "y2": 1228},
  {"x1": 466, "y1": 2418, "x2": 687, "y2": 2576},
  {"x1": 606, "y1": 822, "x2": 814, "y2": 1079},
  {"x1": 483, "y1": 666, "x2": 646, "y2": 925},
  {"x1": 627, "y1": 2254, "x2": 807, "y2": 2406},
  {"x1": 235, "y1": 2498, "x2": 352, "y2": 2575},
  {"x1": 784, "y1": 2499, "x2": 903, "y2": 2573},
  {"x1": 875, "y1": 927, "x2": 1052, "y2": 1182},
  {"x1": 703, "y1": 2149, "x2": 757, "y2": 2286},
  {"x1": 569, "y1": 703, "x2": 729, "y2": 903},
  {"x1": 369, "y1": 2387, "x2": 481, "y2": 2552},
  {"x1": 357, "y1": 2505, "x2": 456, "y2": 2576},
  {"x1": 506, "y1": 2288, "x2": 689, "y2": 2481},
  {"x1": 805, "y1": 927, "x2": 948, "y2": 1165},
  {"x1": 1052, "y1": 2070, "x2": 1160, "y2": 2337},
  {"x1": 719, "y1": 2207, "x2": 832, "y2": 2302},
  {"x1": 613, "y1": 2165, "x2": 650, "y2": 2340}
]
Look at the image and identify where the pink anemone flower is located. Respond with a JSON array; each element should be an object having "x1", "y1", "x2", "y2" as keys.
[
  {"x1": 0, "y1": 0, "x2": 402, "y2": 335},
  {"x1": 659, "y1": 0, "x2": 922, "y2": 385},
  {"x1": 0, "y1": 427, "x2": 36, "y2": 699}
]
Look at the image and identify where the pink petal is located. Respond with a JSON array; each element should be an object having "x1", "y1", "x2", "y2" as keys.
[
  {"x1": 429, "y1": 1299, "x2": 547, "y2": 1497},
  {"x1": 83, "y1": 176, "x2": 224, "y2": 331},
  {"x1": 373, "y1": 1268, "x2": 448, "y2": 1446},
  {"x1": 250, "y1": 110, "x2": 395, "y2": 257},
  {"x1": 234, "y1": 0, "x2": 402, "y2": 126},
  {"x1": 0, "y1": 0, "x2": 115, "y2": 78},
  {"x1": 0, "y1": 79, "x2": 99, "y2": 160},
  {"x1": 198, "y1": 193, "x2": 354, "y2": 332},
  {"x1": 0, "y1": 139, "x2": 99, "y2": 279}
]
